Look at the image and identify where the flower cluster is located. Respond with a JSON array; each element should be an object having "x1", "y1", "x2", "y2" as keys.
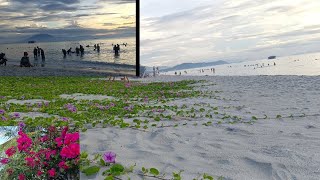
[
  {"x1": 1, "y1": 126, "x2": 80, "y2": 180},
  {"x1": 64, "y1": 103, "x2": 77, "y2": 113}
]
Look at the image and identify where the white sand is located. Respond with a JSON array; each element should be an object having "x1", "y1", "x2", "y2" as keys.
[
  {"x1": 6, "y1": 99, "x2": 50, "y2": 105},
  {"x1": 81, "y1": 75, "x2": 320, "y2": 180}
]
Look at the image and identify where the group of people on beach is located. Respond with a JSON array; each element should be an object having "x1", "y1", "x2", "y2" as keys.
[
  {"x1": 113, "y1": 44, "x2": 121, "y2": 56},
  {"x1": 252, "y1": 62, "x2": 276, "y2": 69},
  {"x1": 62, "y1": 45, "x2": 85, "y2": 57},
  {"x1": 33, "y1": 46, "x2": 45, "y2": 60},
  {"x1": 152, "y1": 66, "x2": 159, "y2": 76},
  {"x1": 1, "y1": 42, "x2": 127, "y2": 68}
]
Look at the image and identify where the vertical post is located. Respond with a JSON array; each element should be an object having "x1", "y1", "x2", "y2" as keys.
[{"x1": 136, "y1": 0, "x2": 140, "y2": 77}]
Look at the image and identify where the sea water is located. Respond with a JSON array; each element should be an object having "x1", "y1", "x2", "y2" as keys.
[
  {"x1": 163, "y1": 52, "x2": 320, "y2": 76},
  {"x1": 0, "y1": 37, "x2": 136, "y2": 68}
]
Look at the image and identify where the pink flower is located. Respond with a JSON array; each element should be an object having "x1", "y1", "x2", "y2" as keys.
[
  {"x1": 103, "y1": 151, "x2": 116, "y2": 163},
  {"x1": 17, "y1": 131, "x2": 32, "y2": 152},
  {"x1": 58, "y1": 161, "x2": 69, "y2": 170},
  {"x1": 60, "y1": 143, "x2": 80, "y2": 159},
  {"x1": 64, "y1": 132, "x2": 79, "y2": 146},
  {"x1": 5, "y1": 146, "x2": 16, "y2": 157},
  {"x1": 55, "y1": 137, "x2": 63, "y2": 147},
  {"x1": 48, "y1": 168, "x2": 55, "y2": 177},
  {"x1": 0, "y1": 158, "x2": 10, "y2": 164},
  {"x1": 25, "y1": 157, "x2": 36, "y2": 168},
  {"x1": 37, "y1": 170, "x2": 43, "y2": 176},
  {"x1": 40, "y1": 135, "x2": 48, "y2": 142},
  {"x1": 18, "y1": 174, "x2": 25, "y2": 180}
]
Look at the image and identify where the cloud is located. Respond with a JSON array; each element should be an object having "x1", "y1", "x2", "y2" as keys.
[
  {"x1": 0, "y1": 0, "x2": 136, "y2": 43},
  {"x1": 100, "y1": 0, "x2": 136, "y2": 4},
  {"x1": 141, "y1": 0, "x2": 320, "y2": 66}
]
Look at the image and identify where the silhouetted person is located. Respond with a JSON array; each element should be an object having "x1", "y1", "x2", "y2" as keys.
[
  {"x1": 80, "y1": 45, "x2": 84, "y2": 55},
  {"x1": 20, "y1": 52, "x2": 32, "y2": 67},
  {"x1": 94, "y1": 44, "x2": 97, "y2": 51},
  {"x1": 67, "y1": 48, "x2": 72, "y2": 55},
  {"x1": 40, "y1": 48, "x2": 45, "y2": 60},
  {"x1": 37, "y1": 46, "x2": 40, "y2": 56},
  {"x1": 33, "y1": 47, "x2": 38, "y2": 58},
  {"x1": 113, "y1": 45, "x2": 119, "y2": 56},
  {"x1": 62, "y1": 49, "x2": 67, "y2": 57},
  {"x1": 97, "y1": 44, "x2": 100, "y2": 52},
  {"x1": 274, "y1": 62, "x2": 276, "y2": 66},
  {"x1": 75, "y1": 47, "x2": 80, "y2": 56},
  {"x1": 0, "y1": 53, "x2": 7, "y2": 66},
  {"x1": 117, "y1": 44, "x2": 120, "y2": 52}
]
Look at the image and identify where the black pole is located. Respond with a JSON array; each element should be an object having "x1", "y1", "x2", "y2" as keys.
[{"x1": 136, "y1": 0, "x2": 140, "y2": 77}]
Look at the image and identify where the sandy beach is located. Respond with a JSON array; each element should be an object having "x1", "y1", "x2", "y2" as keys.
[
  {"x1": 0, "y1": 64, "x2": 136, "y2": 77},
  {"x1": 80, "y1": 75, "x2": 320, "y2": 180}
]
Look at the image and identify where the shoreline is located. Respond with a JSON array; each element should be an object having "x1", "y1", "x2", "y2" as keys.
[{"x1": 0, "y1": 64, "x2": 136, "y2": 77}]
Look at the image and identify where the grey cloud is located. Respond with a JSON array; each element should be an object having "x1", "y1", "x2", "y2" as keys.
[{"x1": 100, "y1": 0, "x2": 135, "y2": 4}]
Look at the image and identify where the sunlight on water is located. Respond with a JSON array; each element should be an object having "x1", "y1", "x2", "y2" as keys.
[
  {"x1": 0, "y1": 37, "x2": 136, "y2": 68},
  {"x1": 163, "y1": 52, "x2": 320, "y2": 76}
]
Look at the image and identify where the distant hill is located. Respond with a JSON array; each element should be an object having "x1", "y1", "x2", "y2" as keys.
[
  {"x1": 25, "y1": 34, "x2": 56, "y2": 43},
  {"x1": 160, "y1": 60, "x2": 228, "y2": 72}
]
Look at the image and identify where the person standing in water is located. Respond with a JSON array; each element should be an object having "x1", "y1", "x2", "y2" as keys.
[
  {"x1": 113, "y1": 45, "x2": 119, "y2": 56},
  {"x1": 62, "y1": 49, "x2": 67, "y2": 57},
  {"x1": 75, "y1": 47, "x2": 80, "y2": 56},
  {"x1": 80, "y1": 45, "x2": 84, "y2": 55},
  {"x1": 37, "y1": 47, "x2": 41, "y2": 56},
  {"x1": 33, "y1": 47, "x2": 38, "y2": 58},
  {"x1": 97, "y1": 44, "x2": 100, "y2": 52},
  {"x1": 274, "y1": 62, "x2": 276, "y2": 66}
]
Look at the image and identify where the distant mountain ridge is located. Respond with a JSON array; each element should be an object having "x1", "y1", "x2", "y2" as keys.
[
  {"x1": 25, "y1": 34, "x2": 56, "y2": 42},
  {"x1": 160, "y1": 60, "x2": 228, "y2": 72}
]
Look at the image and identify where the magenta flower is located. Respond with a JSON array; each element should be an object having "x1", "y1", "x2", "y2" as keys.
[
  {"x1": 103, "y1": 151, "x2": 116, "y2": 163},
  {"x1": 0, "y1": 109, "x2": 5, "y2": 115},
  {"x1": 12, "y1": 112, "x2": 21, "y2": 119},
  {"x1": 0, "y1": 158, "x2": 10, "y2": 165},
  {"x1": 18, "y1": 122, "x2": 26, "y2": 130},
  {"x1": 125, "y1": 83, "x2": 131, "y2": 88},
  {"x1": 61, "y1": 117, "x2": 69, "y2": 121}
]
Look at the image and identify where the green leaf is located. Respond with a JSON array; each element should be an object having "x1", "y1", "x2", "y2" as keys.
[
  {"x1": 82, "y1": 166, "x2": 100, "y2": 176},
  {"x1": 149, "y1": 168, "x2": 160, "y2": 176},
  {"x1": 100, "y1": 158, "x2": 106, "y2": 166},
  {"x1": 104, "y1": 176, "x2": 114, "y2": 180},
  {"x1": 80, "y1": 151, "x2": 88, "y2": 159}
]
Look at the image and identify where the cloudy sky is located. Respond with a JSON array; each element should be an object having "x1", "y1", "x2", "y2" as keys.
[
  {"x1": 0, "y1": 0, "x2": 136, "y2": 43},
  {"x1": 141, "y1": 0, "x2": 320, "y2": 66}
]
